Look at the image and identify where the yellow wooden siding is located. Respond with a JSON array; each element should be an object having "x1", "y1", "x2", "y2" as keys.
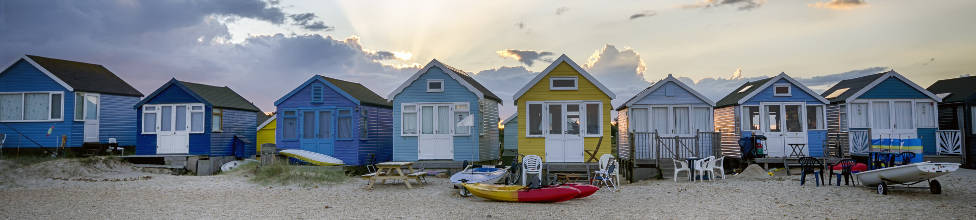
[
  {"x1": 516, "y1": 62, "x2": 613, "y2": 161},
  {"x1": 256, "y1": 118, "x2": 276, "y2": 153}
]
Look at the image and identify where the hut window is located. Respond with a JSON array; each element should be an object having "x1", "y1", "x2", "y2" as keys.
[
  {"x1": 360, "y1": 109, "x2": 368, "y2": 139},
  {"x1": 175, "y1": 105, "x2": 187, "y2": 131},
  {"x1": 0, "y1": 91, "x2": 64, "y2": 122},
  {"x1": 916, "y1": 102, "x2": 936, "y2": 128},
  {"x1": 550, "y1": 77, "x2": 578, "y2": 90},
  {"x1": 774, "y1": 84, "x2": 791, "y2": 96},
  {"x1": 212, "y1": 108, "x2": 223, "y2": 132},
  {"x1": 454, "y1": 103, "x2": 471, "y2": 136},
  {"x1": 190, "y1": 105, "x2": 204, "y2": 133},
  {"x1": 892, "y1": 101, "x2": 913, "y2": 129},
  {"x1": 311, "y1": 84, "x2": 324, "y2": 103},
  {"x1": 402, "y1": 104, "x2": 418, "y2": 136},
  {"x1": 142, "y1": 106, "x2": 157, "y2": 134},
  {"x1": 585, "y1": 103, "x2": 601, "y2": 135},
  {"x1": 744, "y1": 106, "x2": 760, "y2": 131},
  {"x1": 693, "y1": 107, "x2": 711, "y2": 132},
  {"x1": 871, "y1": 101, "x2": 890, "y2": 129},
  {"x1": 282, "y1": 111, "x2": 298, "y2": 140},
  {"x1": 806, "y1": 105, "x2": 824, "y2": 130},
  {"x1": 849, "y1": 103, "x2": 869, "y2": 128},
  {"x1": 527, "y1": 103, "x2": 543, "y2": 136},
  {"x1": 630, "y1": 108, "x2": 648, "y2": 132},
  {"x1": 337, "y1": 109, "x2": 352, "y2": 139},
  {"x1": 427, "y1": 80, "x2": 444, "y2": 92}
]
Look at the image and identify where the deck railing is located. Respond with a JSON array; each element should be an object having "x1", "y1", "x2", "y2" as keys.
[{"x1": 629, "y1": 130, "x2": 721, "y2": 163}]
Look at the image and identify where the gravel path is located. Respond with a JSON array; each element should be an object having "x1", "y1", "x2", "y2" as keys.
[{"x1": 1, "y1": 161, "x2": 975, "y2": 219}]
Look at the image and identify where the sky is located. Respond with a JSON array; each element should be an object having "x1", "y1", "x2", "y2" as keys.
[{"x1": 1, "y1": 0, "x2": 974, "y2": 119}]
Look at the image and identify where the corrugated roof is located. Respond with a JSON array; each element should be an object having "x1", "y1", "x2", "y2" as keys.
[
  {"x1": 178, "y1": 81, "x2": 261, "y2": 112},
  {"x1": 715, "y1": 78, "x2": 772, "y2": 107},
  {"x1": 320, "y1": 76, "x2": 392, "y2": 107},
  {"x1": 927, "y1": 76, "x2": 976, "y2": 103},
  {"x1": 25, "y1": 55, "x2": 143, "y2": 97},
  {"x1": 820, "y1": 72, "x2": 886, "y2": 103}
]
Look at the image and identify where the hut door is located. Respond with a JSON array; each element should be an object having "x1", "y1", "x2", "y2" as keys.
[
  {"x1": 300, "y1": 110, "x2": 334, "y2": 155},
  {"x1": 82, "y1": 93, "x2": 100, "y2": 143},
  {"x1": 156, "y1": 104, "x2": 190, "y2": 154},
  {"x1": 545, "y1": 103, "x2": 584, "y2": 162},
  {"x1": 418, "y1": 104, "x2": 453, "y2": 160},
  {"x1": 762, "y1": 103, "x2": 808, "y2": 157}
]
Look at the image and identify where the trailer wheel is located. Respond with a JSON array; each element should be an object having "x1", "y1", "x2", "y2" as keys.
[
  {"x1": 877, "y1": 183, "x2": 889, "y2": 195},
  {"x1": 459, "y1": 187, "x2": 472, "y2": 197},
  {"x1": 929, "y1": 180, "x2": 942, "y2": 194}
]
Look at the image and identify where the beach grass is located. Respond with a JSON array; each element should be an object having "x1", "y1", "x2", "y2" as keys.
[{"x1": 242, "y1": 163, "x2": 347, "y2": 186}]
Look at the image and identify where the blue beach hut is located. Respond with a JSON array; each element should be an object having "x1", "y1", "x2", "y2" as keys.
[
  {"x1": 134, "y1": 79, "x2": 260, "y2": 158},
  {"x1": 0, "y1": 55, "x2": 143, "y2": 149},
  {"x1": 273, "y1": 75, "x2": 393, "y2": 166},
  {"x1": 714, "y1": 73, "x2": 830, "y2": 158},
  {"x1": 388, "y1": 59, "x2": 502, "y2": 162}
]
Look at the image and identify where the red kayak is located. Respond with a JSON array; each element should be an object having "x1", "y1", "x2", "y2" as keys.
[
  {"x1": 560, "y1": 183, "x2": 599, "y2": 198},
  {"x1": 462, "y1": 183, "x2": 581, "y2": 203}
]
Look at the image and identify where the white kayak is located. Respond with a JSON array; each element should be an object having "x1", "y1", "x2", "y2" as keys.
[
  {"x1": 279, "y1": 149, "x2": 345, "y2": 166},
  {"x1": 451, "y1": 165, "x2": 510, "y2": 196},
  {"x1": 220, "y1": 159, "x2": 257, "y2": 172},
  {"x1": 855, "y1": 162, "x2": 959, "y2": 187}
]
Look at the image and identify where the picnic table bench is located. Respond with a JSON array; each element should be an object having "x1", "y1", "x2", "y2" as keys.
[{"x1": 361, "y1": 162, "x2": 426, "y2": 189}]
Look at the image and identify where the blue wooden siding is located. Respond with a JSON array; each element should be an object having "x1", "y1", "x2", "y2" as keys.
[
  {"x1": 807, "y1": 130, "x2": 827, "y2": 157},
  {"x1": 633, "y1": 81, "x2": 708, "y2": 105},
  {"x1": 0, "y1": 59, "x2": 82, "y2": 147},
  {"x1": 210, "y1": 108, "x2": 256, "y2": 157},
  {"x1": 858, "y1": 77, "x2": 929, "y2": 99},
  {"x1": 504, "y1": 116, "x2": 518, "y2": 150},
  {"x1": 743, "y1": 79, "x2": 823, "y2": 105},
  {"x1": 918, "y1": 128, "x2": 936, "y2": 155},
  {"x1": 143, "y1": 84, "x2": 203, "y2": 104},
  {"x1": 392, "y1": 66, "x2": 482, "y2": 161},
  {"x1": 275, "y1": 79, "x2": 359, "y2": 162},
  {"x1": 357, "y1": 105, "x2": 394, "y2": 165},
  {"x1": 99, "y1": 94, "x2": 140, "y2": 146}
]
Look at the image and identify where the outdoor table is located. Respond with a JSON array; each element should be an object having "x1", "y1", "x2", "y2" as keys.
[
  {"x1": 788, "y1": 144, "x2": 806, "y2": 158},
  {"x1": 685, "y1": 157, "x2": 701, "y2": 181},
  {"x1": 363, "y1": 161, "x2": 423, "y2": 189}
]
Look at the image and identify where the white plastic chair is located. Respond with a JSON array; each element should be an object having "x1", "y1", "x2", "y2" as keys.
[
  {"x1": 672, "y1": 159, "x2": 691, "y2": 182},
  {"x1": 695, "y1": 156, "x2": 715, "y2": 182},
  {"x1": 521, "y1": 155, "x2": 543, "y2": 186},
  {"x1": 593, "y1": 154, "x2": 619, "y2": 191},
  {"x1": 711, "y1": 156, "x2": 726, "y2": 179}
]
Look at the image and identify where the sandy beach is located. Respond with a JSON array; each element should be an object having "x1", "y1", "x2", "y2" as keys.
[{"x1": 1, "y1": 158, "x2": 974, "y2": 219}]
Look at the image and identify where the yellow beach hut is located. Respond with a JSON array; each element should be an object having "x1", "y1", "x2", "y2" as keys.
[
  {"x1": 256, "y1": 115, "x2": 276, "y2": 153},
  {"x1": 513, "y1": 55, "x2": 616, "y2": 162}
]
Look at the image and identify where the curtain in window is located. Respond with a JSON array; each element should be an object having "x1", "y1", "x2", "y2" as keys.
[
  {"x1": 421, "y1": 106, "x2": 433, "y2": 134},
  {"x1": 143, "y1": 112, "x2": 156, "y2": 133},
  {"x1": 338, "y1": 110, "x2": 352, "y2": 138},
  {"x1": 651, "y1": 107, "x2": 668, "y2": 133},
  {"x1": 850, "y1": 103, "x2": 869, "y2": 128},
  {"x1": 320, "y1": 111, "x2": 332, "y2": 138},
  {"x1": 892, "y1": 101, "x2": 913, "y2": 129},
  {"x1": 283, "y1": 112, "x2": 297, "y2": 139},
  {"x1": 454, "y1": 112, "x2": 470, "y2": 135},
  {"x1": 673, "y1": 107, "x2": 690, "y2": 134},
  {"x1": 586, "y1": 104, "x2": 600, "y2": 135},
  {"x1": 436, "y1": 106, "x2": 450, "y2": 134},
  {"x1": 160, "y1": 106, "x2": 172, "y2": 131},
  {"x1": 24, "y1": 93, "x2": 49, "y2": 120},
  {"x1": 403, "y1": 111, "x2": 417, "y2": 135},
  {"x1": 693, "y1": 107, "x2": 710, "y2": 132},
  {"x1": 872, "y1": 102, "x2": 890, "y2": 129},
  {"x1": 175, "y1": 106, "x2": 187, "y2": 131},
  {"x1": 190, "y1": 106, "x2": 204, "y2": 132},
  {"x1": 528, "y1": 104, "x2": 542, "y2": 135},
  {"x1": 0, "y1": 94, "x2": 23, "y2": 120},
  {"x1": 916, "y1": 102, "x2": 935, "y2": 128},
  {"x1": 806, "y1": 105, "x2": 823, "y2": 130},
  {"x1": 631, "y1": 108, "x2": 648, "y2": 132}
]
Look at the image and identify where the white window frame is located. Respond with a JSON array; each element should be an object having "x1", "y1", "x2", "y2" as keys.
[
  {"x1": 549, "y1": 77, "x2": 578, "y2": 90},
  {"x1": 850, "y1": 99, "x2": 934, "y2": 130},
  {"x1": 188, "y1": 104, "x2": 205, "y2": 133},
  {"x1": 914, "y1": 101, "x2": 937, "y2": 128},
  {"x1": 0, "y1": 91, "x2": 64, "y2": 122},
  {"x1": 73, "y1": 92, "x2": 100, "y2": 121},
  {"x1": 401, "y1": 104, "x2": 419, "y2": 136},
  {"x1": 805, "y1": 104, "x2": 826, "y2": 130},
  {"x1": 741, "y1": 105, "x2": 761, "y2": 131},
  {"x1": 773, "y1": 83, "x2": 791, "y2": 97},
  {"x1": 453, "y1": 102, "x2": 471, "y2": 136},
  {"x1": 848, "y1": 102, "x2": 870, "y2": 128},
  {"x1": 141, "y1": 105, "x2": 158, "y2": 134},
  {"x1": 583, "y1": 102, "x2": 603, "y2": 137},
  {"x1": 426, "y1": 79, "x2": 444, "y2": 93},
  {"x1": 141, "y1": 103, "x2": 205, "y2": 135},
  {"x1": 525, "y1": 102, "x2": 546, "y2": 137}
]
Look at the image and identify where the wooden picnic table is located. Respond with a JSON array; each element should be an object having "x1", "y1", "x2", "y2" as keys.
[{"x1": 362, "y1": 161, "x2": 425, "y2": 189}]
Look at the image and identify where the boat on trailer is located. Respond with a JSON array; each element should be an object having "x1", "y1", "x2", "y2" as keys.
[
  {"x1": 855, "y1": 162, "x2": 960, "y2": 195},
  {"x1": 451, "y1": 165, "x2": 510, "y2": 196}
]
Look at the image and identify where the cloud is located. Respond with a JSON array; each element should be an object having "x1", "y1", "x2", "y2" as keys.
[
  {"x1": 676, "y1": 66, "x2": 889, "y2": 102},
  {"x1": 496, "y1": 49, "x2": 554, "y2": 66},
  {"x1": 629, "y1": 11, "x2": 657, "y2": 20},
  {"x1": 556, "y1": 7, "x2": 570, "y2": 15},
  {"x1": 809, "y1": 0, "x2": 868, "y2": 10},
  {"x1": 730, "y1": 67, "x2": 743, "y2": 80},
  {"x1": 0, "y1": 0, "x2": 416, "y2": 112},
  {"x1": 682, "y1": 0, "x2": 767, "y2": 11},
  {"x1": 472, "y1": 66, "x2": 538, "y2": 111},
  {"x1": 582, "y1": 45, "x2": 651, "y2": 108},
  {"x1": 289, "y1": 13, "x2": 335, "y2": 31}
]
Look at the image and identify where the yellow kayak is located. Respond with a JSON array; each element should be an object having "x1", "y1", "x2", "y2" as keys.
[{"x1": 461, "y1": 183, "x2": 581, "y2": 203}]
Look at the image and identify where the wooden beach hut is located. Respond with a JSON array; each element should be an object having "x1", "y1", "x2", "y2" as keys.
[
  {"x1": 616, "y1": 74, "x2": 716, "y2": 160},
  {"x1": 925, "y1": 76, "x2": 972, "y2": 167},
  {"x1": 273, "y1": 75, "x2": 393, "y2": 166},
  {"x1": 821, "y1": 71, "x2": 947, "y2": 161},
  {"x1": 388, "y1": 59, "x2": 502, "y2": 162},
  {"x1": 714, "y1": 73, "x2": 829, "y2": 158},
  {"x1": 0, "y1": 55, "x2": 143, "y2": 149},
  {"x1": 501, "y1": 114, "x2": 518, "y2": 160},
  {"x1": 134, "y1": 79, "x2": 260, "y2": 160},
  {"x1": 256, "y1": 114, "x2": 275, "y2": 153},
  {"x1": 513, "y1": 55, "x2": 615, "y2": 162}
]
